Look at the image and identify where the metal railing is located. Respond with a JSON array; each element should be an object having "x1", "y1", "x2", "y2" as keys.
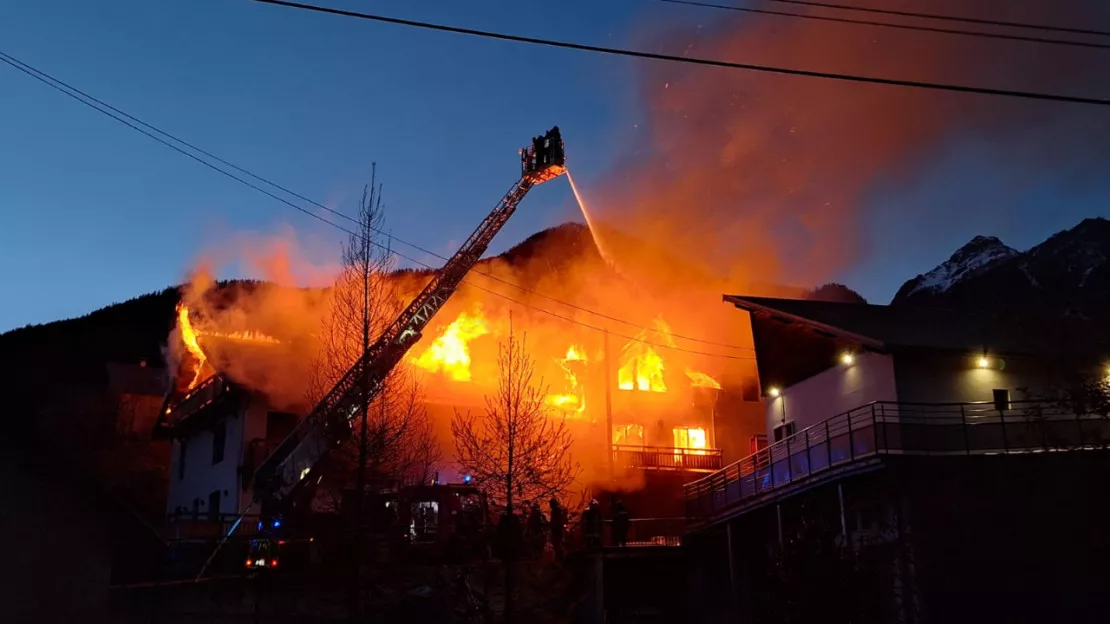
[
  {"x1": 613, "y1": 445, "x2": 723, "y2": 472},
  {"x1": 685, "y1": 400, "x2": 1110, "y2": 522}
]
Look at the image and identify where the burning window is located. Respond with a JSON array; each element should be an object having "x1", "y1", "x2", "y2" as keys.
[
  {"x1": 618, "y1": 343, "x2": 666, "y2": 392},
  {"x1": 613, "y1": 424, "x2": 645, "y2": 447},
  {"x1": 545, "y1": 345, "x2": 588, "y2": 418},
  {"x1": 673, "y1": 427, "x2": 707, "y2": 451}
]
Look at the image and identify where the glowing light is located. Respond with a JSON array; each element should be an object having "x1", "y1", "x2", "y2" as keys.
[
  {"x1": 841, "y1": 352, "x2": 854, "y2": 365},
  {"x1": 272, "y1": 520, "x2": 281, "y2": 528},
  {"x1": 299, "y1": 467, "x2": 310, "y2": 481},
  {"x1": 463, "y1": 474, "x2": 472, "y2": 484},
  {"x1": 410, "y1": 310, "x2": 490, "y2": 381},
  {"x1": 769, "y1": 387, "x2": 781, "y2": 397},
  {"x1": 978, "y1": 356, "x2": 990, "y2": 368}
]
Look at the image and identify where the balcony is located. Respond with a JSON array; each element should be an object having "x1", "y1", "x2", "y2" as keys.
[
  {"x1": 613, "y1": 445, "x2": 723, "y2": 472},
  {"x1": 685, "y1": 400, "x2": 1110, "y2": 524}
]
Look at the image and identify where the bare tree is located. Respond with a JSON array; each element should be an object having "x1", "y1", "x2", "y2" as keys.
[
  {"x1": 452, "y1": 324, "x2": 580, "y2": 514},
  {"x1": 306, "y1": 168, "x2": 441, "y2": 607}
]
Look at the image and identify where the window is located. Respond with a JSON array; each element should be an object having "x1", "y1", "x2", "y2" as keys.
[
  {"x1": 772, "y1": 421, "x2": 797, "y2": 442},
  {"x1": 178, "y1": 441, "x2": 187, "y2": 480},
  {"x1": 673, "y1": 427, "x2": 707, "y2": 450},
  {"x1": 993, "y1": 389, "x2": 1011, "y2": 411},
  {"x1": 612, "y1": 424, "x2": 644, "y2": 447},
  {"x1": 212, "y1": 421, "x2": 226, "y2": 465}
]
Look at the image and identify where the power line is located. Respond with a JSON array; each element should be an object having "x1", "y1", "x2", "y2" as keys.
[
  {"x1": 0, "y1": 50, "x2": 755, "y2": 361},
  {"x1": 0, "y1": 48, "x2": 752, "y2": 352},
  {"x1": 764, "y1": 0, "x2": 1110, "y2": 39},
  {"x1": 0, "y1": 48, "x2": 754, "y2": 350},
  {"x1": 242, "y1": 0, "x2": 1110, "y2": 107},
  {"x1": 657, "y1": 0, "x2": 1110, "y2": 51}
]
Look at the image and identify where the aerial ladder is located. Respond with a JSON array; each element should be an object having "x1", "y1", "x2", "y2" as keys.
[{"x1": 250, "y1": 127, "x2": 566, "y2": 510}]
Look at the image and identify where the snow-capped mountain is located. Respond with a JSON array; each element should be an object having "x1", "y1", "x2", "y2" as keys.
[
  {"x1": 894, "y1": 236, "x2": 1019, "y2": 300},
  {"x1": 892, "y1": 218, "x2": 1110, "y2": 317}
]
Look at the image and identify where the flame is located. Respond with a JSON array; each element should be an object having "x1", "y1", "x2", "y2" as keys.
[
  {"x1": 177, "y1": 303, "x2": 208, "y2": 390},
  {"x1": 618, "y1": 343, "x2": 667, "y2": 393},
  {"x1": 685, "y1": 369, "x2": 721, "y2": 389},
  {"x1": 546, "y1": 344, "x2": 588, "y2": 416},
  {"x1": 673, "y1": 427, "x2": 708, "y2": 459},
  {"x1": 199, "y1": 329, "x2": 281, "y2": 344},
  {"x1": 175, "y1": 302, "x2": 282, "y2": 390},
  {"x1": 410, "y1": 310, "x2": 490, "y2": 381}
]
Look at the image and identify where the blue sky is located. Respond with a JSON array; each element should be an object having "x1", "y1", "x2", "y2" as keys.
[{"x1": 0, "y1": 0, "x2": 1105, "y2": 332}]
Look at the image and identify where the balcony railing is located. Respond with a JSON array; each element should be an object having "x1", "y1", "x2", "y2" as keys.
[
  {"x1": 685, "y1": 400, "x2": 1110, "y2": 523},
  {"x1": 613, "y1": 445, "x2": 723, "y2": 472}
]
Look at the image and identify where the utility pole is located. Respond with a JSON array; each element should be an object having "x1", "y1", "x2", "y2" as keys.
[{"x1": 603, "y1": 330, "x2": 614, "y2": 479}]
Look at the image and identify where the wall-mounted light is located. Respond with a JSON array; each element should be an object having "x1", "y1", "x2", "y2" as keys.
[
  {"x1": 769, "y1": 387, "x2": 781, "y2": 397},
  {"x1": 977, "y1": 356, "x2": 990, "y2": 368},
  {"x1": 841, "y1": 352, "x2": 855, "y2": 365}
]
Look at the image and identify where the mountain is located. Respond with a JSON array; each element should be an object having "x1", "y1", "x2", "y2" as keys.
[
  {"x1": 893, "y1": 236, "x2": 1019, "y2": 301},
  {"x1": 892, "y1": 218, "x2": 1110, "y2": 317}
]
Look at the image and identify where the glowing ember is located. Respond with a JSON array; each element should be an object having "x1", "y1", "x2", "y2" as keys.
[
  {"x1": 177, "y1": 303, "x2": 208, "y2": 390},
  {"x1": 546, "y1": 344, "x2": 588, "y2": 415},
  {"x1": 685, "y1": 369, "x2": 721, "y2": 389},
  {"x1": 410, "y1": 310, "x2": 490, "y2": 381}
]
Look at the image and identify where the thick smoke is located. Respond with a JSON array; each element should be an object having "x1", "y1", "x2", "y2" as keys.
[{"x1": 593, "y1": 0, "x2": 1110, "y2": 293}]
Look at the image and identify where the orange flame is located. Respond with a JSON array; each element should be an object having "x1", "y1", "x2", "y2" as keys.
[
  {"x1": 546, "y1": 344, "x2": 588, "y2": 416},
  {"x1": 177, "y1": 303, "x2": 208, "y2": 390},
  {"x1": 410, "y1": 310, "x2": 490, "y2": 381},
  {"x1": 618, "y1": 344, "x2": 666, "y2": 393}
]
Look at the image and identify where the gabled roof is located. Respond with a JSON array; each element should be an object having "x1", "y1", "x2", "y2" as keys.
[{"x1": 725, "y1": 295, "x2": 1109, "y2": 357}]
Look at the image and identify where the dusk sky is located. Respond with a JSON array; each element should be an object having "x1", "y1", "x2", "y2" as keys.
[{"x1": 2, "y1": 0, "x2": 1107, "y2": 333}]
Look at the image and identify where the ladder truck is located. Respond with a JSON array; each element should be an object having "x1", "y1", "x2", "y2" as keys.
[{"x1": 250, "y1": 127, "x2": 566, "y2": 514}]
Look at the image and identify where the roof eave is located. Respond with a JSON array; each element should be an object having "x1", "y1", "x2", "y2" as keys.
[{"x1": 723, "y1": 294, "x2": 887, "y2": 351}]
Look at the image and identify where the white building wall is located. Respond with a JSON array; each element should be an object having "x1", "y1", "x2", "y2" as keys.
[
  {"x1": 167, "y1": 403, "x2": 252, "y2": 517},
  {"x1": 765, "y1": 352, "x2": 899, "y2": 437}
]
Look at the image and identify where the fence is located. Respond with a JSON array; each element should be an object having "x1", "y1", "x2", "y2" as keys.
[
  {"x1": 685, "y1": 400, "x2": 1110, "y2": 522},
  {"x1": 613, "y1": 445, "x2": 723, "y2": 472}
]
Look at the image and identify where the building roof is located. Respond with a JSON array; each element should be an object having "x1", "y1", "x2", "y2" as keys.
[{"x1": 725, "y1": 295, "x2": 1109, "y2": 357}]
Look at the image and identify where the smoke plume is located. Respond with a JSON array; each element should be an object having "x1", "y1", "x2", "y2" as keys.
[{"x1": 592, "y1": 0, "x2": 1110, "y2": 293}]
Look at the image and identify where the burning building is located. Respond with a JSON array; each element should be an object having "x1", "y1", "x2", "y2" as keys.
[{"x1": 155, "y1": 222, "x2": 766, "y2": 532}]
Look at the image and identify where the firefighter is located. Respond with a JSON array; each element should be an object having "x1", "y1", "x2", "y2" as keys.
[
  {"x1": 611, "y1": 496, "x2": 630, "y2": 547},
  {"x1": 526, "y1": 501, "x2": 547, "y2": 558},
  {"x1": 582, "y1": 499, "x2": 602, "y2": 551},
  {"x1": 532, "y1": 136, "x2": 544, "y2": 167},
  {"x1": 549, "y1": 498, "x2": 567, "y2": 560}
]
